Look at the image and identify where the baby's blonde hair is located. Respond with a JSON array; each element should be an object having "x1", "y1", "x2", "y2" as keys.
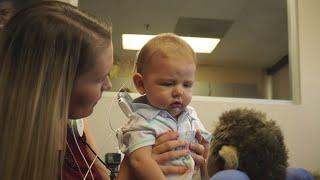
[{"x1": 136, "y1": 33, "x2": 196, "y2": 74}]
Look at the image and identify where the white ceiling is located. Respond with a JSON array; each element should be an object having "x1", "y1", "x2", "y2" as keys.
[{"x1": 79, "y1": 0, "x2": 288, "y2": 68}]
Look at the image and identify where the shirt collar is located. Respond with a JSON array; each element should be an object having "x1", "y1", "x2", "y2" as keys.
[
  {"x1": 131, "y1": 95, "x2": 190, "y2": 121},
  {"x1": 131, "y1": 96, "x2": 161, "y2": 120}
]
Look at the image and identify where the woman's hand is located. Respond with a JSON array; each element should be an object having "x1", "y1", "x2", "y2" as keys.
[
  {"x1": 151, "y1": 130, "x2": 210, "y2": 179},
  {"x1": 190, "y1": 130, "x2": 210, "y2": 179},
  {"x1": 151, "y1": 131, "x2": 190, "y2": 175},
  {"x1": 190, "y1": 130, "x2": 209, "y2": 166}
]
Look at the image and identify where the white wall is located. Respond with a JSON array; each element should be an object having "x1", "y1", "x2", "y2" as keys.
[
  {"x1": 272, "y1": 64, "x2": 291, "y2": 99},
  {"x1": 88, "y1": 0, "x2": 320, "y2": 173},
  {"x1": 195, "y1": 65, "x2": 264, "y2": 98},
  {"x1": 110, "y1": 64, "x2": 264, "y2": 98}
]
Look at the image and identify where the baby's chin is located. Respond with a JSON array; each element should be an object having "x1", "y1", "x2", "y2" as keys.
[
  {"x1": 167, "y1": 108, "x2": 184, "y2": 119},
  {"x1": 151, "y1": 103, "x2": 184, "y2": 118}
]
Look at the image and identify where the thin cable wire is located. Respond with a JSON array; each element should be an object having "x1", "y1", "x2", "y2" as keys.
[
  {"x1": 82, "y1": 82, "x2": 133, "y2": 179},
  {"x1": 80, "y1": 138, "x2": 107, "y2": 167},
  {"x1": 71, "y1": 125, "x2": 94, "y2": 180},
  {"x1": 84, "y1": 52, "x2": 139, "y2": 178},
  {"x1": 83, "y1": 92, "x2": 124, "y2": 179},
  {"x1": 83, "y1": 156, "x2": 98, "y2": 179},
  {"x1": 83, "y1": 132, "x2": 114, "y2": 179},
  {"x1": 66, "y1": 142, "x2": 85, "y2": 177},
  {"x1": 107, "y1": 80, "x2": 130, "y2": 133}
]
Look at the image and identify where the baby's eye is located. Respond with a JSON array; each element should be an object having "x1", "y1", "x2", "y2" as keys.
[
  {"x1": 161, "y1": 82, "x2": 174, "y2": 86},
  {"x1": 183, "y1": 82, "x2": 193, "y2": 88}
]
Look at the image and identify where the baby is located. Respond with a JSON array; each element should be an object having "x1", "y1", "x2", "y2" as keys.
[{"x1": 117, "y1": 33, "x2": 211, "y2": 180}]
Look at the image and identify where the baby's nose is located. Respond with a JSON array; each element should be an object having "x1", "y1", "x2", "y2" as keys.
[{"x1": 172, "y1": 86, "x2": 184, "y2": 97}]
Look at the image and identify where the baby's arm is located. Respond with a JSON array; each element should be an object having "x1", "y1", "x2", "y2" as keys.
[{"x1": 128, "y1": 146, "x2": 166, "y2": 180}]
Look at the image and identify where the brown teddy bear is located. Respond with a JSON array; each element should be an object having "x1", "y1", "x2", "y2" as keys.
[{"x1": 207, "y1": 108, "x2": 288, "y2": 180}]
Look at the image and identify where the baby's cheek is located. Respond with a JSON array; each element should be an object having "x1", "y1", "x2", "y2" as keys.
[
  {"x1": 185, "y1": 92, "x2": 193, "y2": 103},
  {"x1": 146, "y1": 95, "x2": 166, "y2": 109},
  {"x1": 154, "y1": 94, "x2": 169, "y2": 105}
]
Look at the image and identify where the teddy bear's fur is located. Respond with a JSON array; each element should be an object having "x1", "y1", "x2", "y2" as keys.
[
  {"x1": 207, "y1": 108, "x2": 288, "y2": 180},
  {"x1": 313, "y1": 172, "x2": 320, "y2": 180}
]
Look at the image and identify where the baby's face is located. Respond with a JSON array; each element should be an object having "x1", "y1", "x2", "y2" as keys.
[{"x1": 142, "y1": 54, "x2": 196, "y2": 119}]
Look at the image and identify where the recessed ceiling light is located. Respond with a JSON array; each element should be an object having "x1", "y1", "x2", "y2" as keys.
[{"x1": 122, "y1": 34, "x2": 220, "y2": 53}]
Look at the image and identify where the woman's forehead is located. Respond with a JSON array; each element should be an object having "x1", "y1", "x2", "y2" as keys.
[{"x1": 89, "y1": 44, "x2": 114, "y2": 75}]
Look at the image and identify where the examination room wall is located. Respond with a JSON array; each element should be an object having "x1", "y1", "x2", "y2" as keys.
[{"x1": 88, "y1": 0, "x2": 320, "y2": 173}]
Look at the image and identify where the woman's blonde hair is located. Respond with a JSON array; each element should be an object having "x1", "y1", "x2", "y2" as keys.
[
  {"x1": 0, "y1": 1, "x2": 111, "y2": 179},
  {"x1": 136, "y1": 33, "x2": 196, "y2": 74}
]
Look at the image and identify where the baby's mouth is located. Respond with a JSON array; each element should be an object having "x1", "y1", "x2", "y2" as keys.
[{"x1": 170, "y1": 102, "x2": 183, "y2": 108}]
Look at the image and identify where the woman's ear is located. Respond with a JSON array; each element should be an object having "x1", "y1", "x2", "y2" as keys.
[{"x1": 133, "y1": 73, "x2": 145, "y2": 94}]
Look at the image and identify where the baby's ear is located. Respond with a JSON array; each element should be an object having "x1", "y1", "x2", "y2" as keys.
[{"x1": 133, "y1": 73, "x2": 145, "y2": 94}]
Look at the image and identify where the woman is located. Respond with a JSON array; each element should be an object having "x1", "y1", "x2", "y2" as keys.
[{"x1": 0, "y1": 1, "x2": 207, "y2": 179}]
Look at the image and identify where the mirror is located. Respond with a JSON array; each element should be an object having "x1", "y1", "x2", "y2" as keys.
[{"x1": 80, "y1": 0, "x2": 298, "y2": 101}]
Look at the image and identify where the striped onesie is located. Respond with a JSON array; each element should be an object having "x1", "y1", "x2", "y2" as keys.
[{"x1": 117, "y1": 95, "x2": 212, "y2": 180}]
